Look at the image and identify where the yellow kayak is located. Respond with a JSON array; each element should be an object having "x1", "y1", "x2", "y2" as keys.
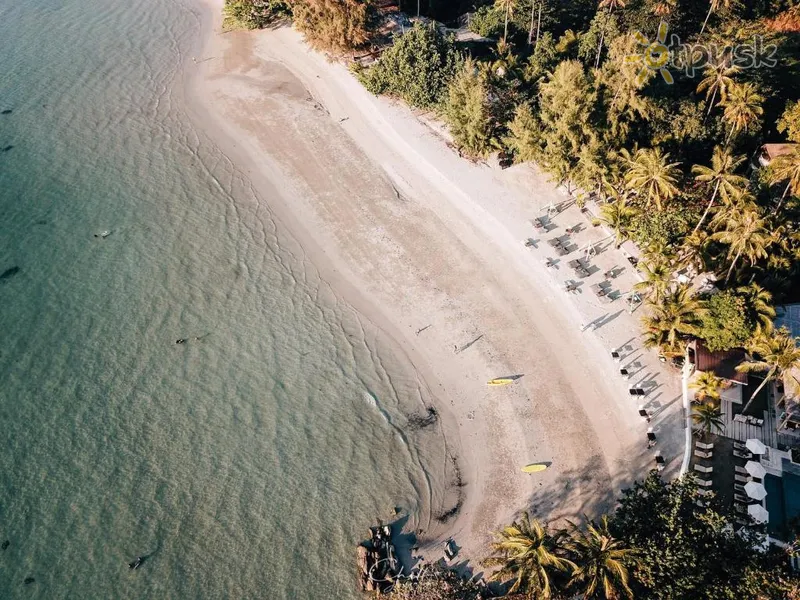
[
  {"x1": 487, "y1": 378, "x2": 514, "y2": 386},
  {"x1": 522, "y1": 463, "x2": 548, "y2": 473}
]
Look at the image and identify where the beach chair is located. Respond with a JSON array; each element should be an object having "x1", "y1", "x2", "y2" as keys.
[
  {"x1": 735, "y1": 466, "x2": 749, "y2": 475},
  {"x1": 693, "y1": 464, "x2": 712, "y2": 474},
  {"x1": 695, "y1": 441, "x2": 714, "y2": 451},
  {"x1": 755, "y1": 418, "x2": 764, "y2": 426},
  {"x1": 733, "y1": 450, "x2": 753, "y2": 460},
  {"x1": 533, "y1": 217, "x2": 545, "y2": 229},
  {"x1": 735, "y1": 474, "x2": 751, "y2": 484},
  {"x1": 734, "y1": 483, "x2": 746, "y2": 493},
  {"x1": 696, "y1": 478, "x2": 713, "y2": 487},
  {"x1": 734, "y1": 493, "x2": 750, "y2": 504},
  {"x1": 698, "y1": 488, "x2": 714, "y2": 497},
  {"x1": 694, "y1": 449, "x2": 713, "y2": 459}
]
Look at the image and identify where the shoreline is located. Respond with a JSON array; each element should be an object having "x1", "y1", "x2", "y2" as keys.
[{"x1": 185, "y1": 1, "x2": 685, "y2": 564}]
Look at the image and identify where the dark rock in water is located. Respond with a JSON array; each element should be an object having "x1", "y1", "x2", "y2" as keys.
[
  {"x1": 0, "y1": 109, "x2": 11, "y2": 115},
  {"x1": 0, "y1": 266, "x2": 20, "y2": 281},
  {"x1": 1, "y1": 145, "x2": 12, "y2": 152},
  {"x1": 1, "y1": 540, "x2": 8, "y2": 550},
  {"x1": 24, "y1": 577, "x2": 35, "y2": 585}
]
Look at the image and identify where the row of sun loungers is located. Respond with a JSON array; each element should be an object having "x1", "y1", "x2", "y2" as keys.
[{"x1": 733, "y1": 414, "x2": 764, "y2": 426}]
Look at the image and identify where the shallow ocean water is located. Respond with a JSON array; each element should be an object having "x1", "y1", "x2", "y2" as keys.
[{"x1": 0, "y1": 0, "x2": 445, "y2": 597}]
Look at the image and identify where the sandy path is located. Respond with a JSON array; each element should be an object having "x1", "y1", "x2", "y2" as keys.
[{"x1": 186, "y1": 3, "x2": 684, "y2": 563}]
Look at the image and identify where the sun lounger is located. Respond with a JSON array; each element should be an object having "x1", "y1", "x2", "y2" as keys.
[
  {"x1": 733, "y1": 450, "x2": 753, "y2": 460},
  {"x1": 755, "y1": 418, "x2": 764, "y2": 426},
  {"x1": 734, "y1": 483, "x2": 746, "y2": 493},
  {"x1": 696, "y1": 479, "x2": 713, "y2": 487},
  {"x1": 694, "y1": 464, "x2": 712, "y2": 474},
  {"x1": 556, "y1": 246, "x2": 570, "y2": 256},
  {"x1": 695, "y1": 441, "x2": 714, "y2": 451},
  {"x1": 590, "y1": 283, "x2": 607, "y2": 297},
  {"x1": 734, "y1": 441, "x2": 748, "y2": 450},
  {"x1": 698, "y1": 488, "x2": 714, "y2": 497},
  {"x1": 734, "y1": 493, "x2": 750, "y2": 504},
  {"x1": 735, "y1": 466, "x2": 749, "y2": 475},
  {"x1": 735, "y1": 474, "x2": 751, "y2": 483},
  {"x1": 533, "y1": 217, "x2": 545, "y2": 229},
  {"x1": 694, "y1": 450, "x2": 713, "y2": 459},
  {"x1": 547, "y1": 238, "x2": 563, "y2": 248}
]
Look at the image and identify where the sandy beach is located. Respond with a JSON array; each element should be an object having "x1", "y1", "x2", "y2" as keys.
[{"x1": 187, "y1": 0, "x2": 685, "y2": 563}]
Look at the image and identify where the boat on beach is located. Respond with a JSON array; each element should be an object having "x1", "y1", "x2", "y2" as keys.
[
  {"x1": 487, "y1": 378, "x2": 514, "y2": 386},
  {"x1": 521, "y1": 463, "x2": 548, "y2": 473}
]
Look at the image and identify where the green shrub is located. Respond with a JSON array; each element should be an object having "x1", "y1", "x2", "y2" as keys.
[
  {"x1": 357, "y1": 23, "x2": 461, "y2": 109},
  {"x1": 468, "y1": 4, "x2": 504, "y2": 38},
  {"x1": 222, "y1": 0, "x2": 291, "y2": 30},
  {"x1": 699, "y1": 291, "x2": 754, "y2": 352}
]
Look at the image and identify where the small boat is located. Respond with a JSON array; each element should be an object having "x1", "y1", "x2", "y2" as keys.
[
  {"x1": 94, "y1": 230, "x2": 112, "y2": 239},
  {"x1": 521, "y1": 463, "x2": 548, "y2": 473},
  {"x1": 487, "y1": 378, "x2": 514, "y2": 386}
]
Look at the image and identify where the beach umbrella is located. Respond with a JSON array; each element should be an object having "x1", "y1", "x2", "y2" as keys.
[
  {"x1": 745, "y1": 461, "x2": 767, "y2": 479},
  {"x1": 748, "y1": 503, "x2": 769, "y2": 524},
  {"x1": 746, "y1": 438, "x2": 767, "y2": 455},
  {"x1": 744, "y1": 481, "x2": 767, "y2": 501}
]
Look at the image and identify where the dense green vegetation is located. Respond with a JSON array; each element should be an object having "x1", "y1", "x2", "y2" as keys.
[{"x1": 389, "y1": 474, "x2": 799, "y2": 599}]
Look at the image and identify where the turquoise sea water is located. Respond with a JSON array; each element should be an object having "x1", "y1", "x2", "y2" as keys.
[{"x1": 0, "y1": 0, "x2": 445, "y2": 597}]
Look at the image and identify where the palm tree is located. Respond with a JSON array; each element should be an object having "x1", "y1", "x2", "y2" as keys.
[
  {"x1": 633, "y1": 259, "x2": 672, "y2": 303},
  {"x1": 696, "y1": 61, "x2": 738, "y2": 117},
  {"x1": 484, "y1": 511, "x2": 574, "y2": 597},
  {"x1": 641, "y1": 285, "x2": 705, "y2": 353},
  {"x1": 711, "y1": 207, "x2": 772, "y2": 283},
  {"x1": 624, "y1": 147, "x2": 681, "y2": 210},
  {"x1": 736, "y1": 283, "x2": 775, "y2": 335},
  {"x1": 593, "y1": 201, "x2": 637, "y2": 248},
  {"x1": 721, "y1": 82, "x2": 764, "y2": 144},
  {"x1": 496, "y1": 0, "x2": 517, "y2": 44},
  {"x1": 595, "y1": 0, "x2": 627, "y2": 68},
  {"x1": 690, "y1": 371, "x2": 728, "y2": 405},
  {"x1": 700, "y1": 0, "x2": 737, "y2": 35},
  {"x1": 678, "y1": 229, "x2": 710, "y2": 273},
  {"x1": 566, "y1": 516, "x2": 638, "y2": 600},
  {"x1": 691, "y1": 146, "x2": 748, "y2": 233},
  {"x1": 769, "y1": 146, "x2": 800, "y2": 214},
  {"x1": 652, "y1": 0, "x2": 676, "y2": 16},
  {"x1": 692, "y1": 403, "x2": 725, "y2": 440},
  {"x1": 737, "y1": 328, "x2": 800, "y2": 413}
]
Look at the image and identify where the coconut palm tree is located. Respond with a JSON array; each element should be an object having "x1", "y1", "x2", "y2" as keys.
[
  {"x1": 737, "y1": 328, "x2": 800, "y2": 414},
  {"x1": 736, "y1": 283, "x2": 776, "y2": 335},
  {"x1": 692, "y1": 403, "x2": 725, "y2": 440},
  {"x1": 691, "y1": 146, "x2": 748, "y2": 233},
  {"x1": 566, "y1": 516, "x2": 638, "y2": 600},
  {"x1": 624, "y1": 147, "x2": 681, "y2": 210},
  {"x1": 496, "y1": 0, "x2": 517, "y2": 44},
  {"x1": 595, "y1": 0, "x2": 627, "y2": 68},
  {"x1": 711, "y1": 207, "x2": 772, "y2": 283},
  {"x1": 690, "y1": 371, "x2": 728, "y2": 405},
  {"x1": 678, "y1": 229, "x2": 710, "y2": 273},
  {"x1": 641, "y1": 285, "x2": 705, "y2": 356},
  {"x1": 700, "y1": 0, "x2": 737, "y2": 35},
  {"x1": 769, "y1": 146, "x2": 800, "y2": 214},
  {"x1": 721, "y1": 82, "x2": 764, "y2": 144},
  {"x1": 484, "y1": 511, "x2": 574, "y2": 597},
  {"x1": 633, "y1": 259, "x2": 672, "y2": 303},
  {"x1": 593, "y1": 201, "x2": 637, "y2": 248},
  {"x1": 697, "y1": 61, "x2": 739, "y2": 117}
]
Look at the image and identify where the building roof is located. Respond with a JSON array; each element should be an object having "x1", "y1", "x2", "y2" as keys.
[
  {"x1": 776, "y1": 304, "x2": 800, "y2": 339},
  {"x1": 762, "y1": 143, "x2": 797, "y2": 161},
  {"x1": 693, "y1": 342, "x2": 748, "y2": 384}
]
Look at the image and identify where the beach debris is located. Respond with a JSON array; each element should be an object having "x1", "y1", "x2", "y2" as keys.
[
  {"x1": 357, "y1": 524, "x2": 400, "y2": 592},
  {"x1": 407, "y1": 407, "x2": 438, "y2": 430},
  {"x1": 0, "y1": 266, "x2": 20, "y2": 281},
  {"x1": 1, "y1": 109, "x2": 11, "y2": 115},
  {"x1": 24, "y1": 577, "x2": 35, "y2": 585},
  {"x1": 1, "y1": 539, "x2": 8, "y2": 550},
  {"x1": 414, "y1": 324, "x2": 431, "y2": 335}
]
